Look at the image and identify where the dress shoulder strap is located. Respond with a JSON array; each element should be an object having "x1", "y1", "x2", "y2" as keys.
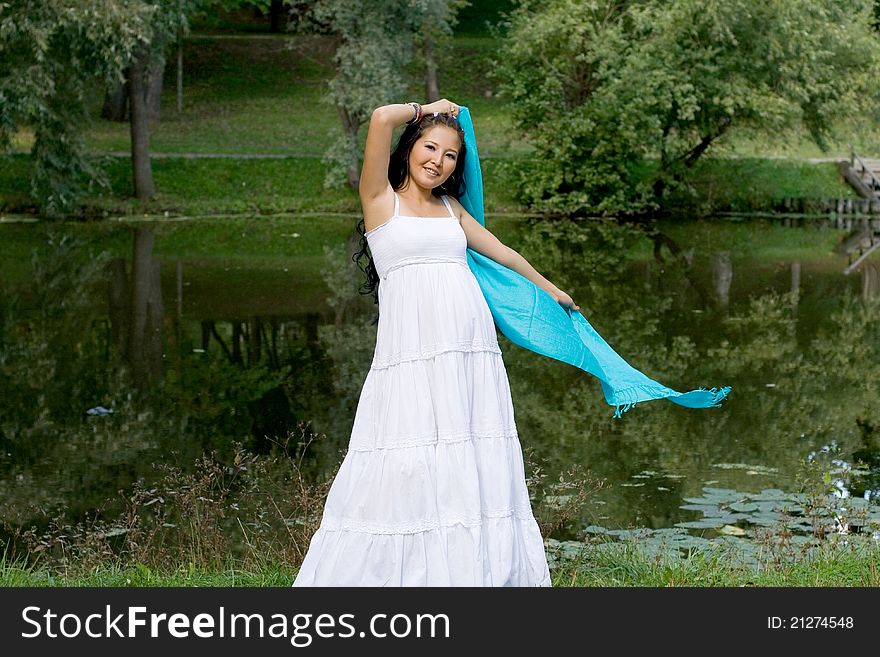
[
  {"x1": 392, "y1": 191, "x2": 400, "y2": 218},
  {"x1": 440, "y1": 195, "x2": 456, "y2": 219}
]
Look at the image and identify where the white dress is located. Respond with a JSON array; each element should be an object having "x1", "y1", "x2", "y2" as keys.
[{"x1": 292, "y1": 192, "x2": 552, "y2": 587}]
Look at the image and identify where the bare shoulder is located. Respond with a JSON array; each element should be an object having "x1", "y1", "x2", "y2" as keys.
[
  {"x1": 446, "y1": 196, "x2": 510, "y2": 264},
  {"x1": 446, "y1": 195, "x2": 484, "y2": 231},
  {"x1": 361, "y1": 184, "x2": 395, "y2": 233},
  {"x1": 445, "y1": 195, "x2": 472, "y2": 222}
]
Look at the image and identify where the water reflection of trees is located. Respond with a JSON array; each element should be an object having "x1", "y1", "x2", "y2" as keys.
[
  {"x1": 0, "y1": 230, "x2": 333, "y2": 532},
  {"x1": 502, "y1": 218, "x2": 880, "y2": 530},
  {"x1": 107, "y1": 226, "x2": 164, "y2": 385}
]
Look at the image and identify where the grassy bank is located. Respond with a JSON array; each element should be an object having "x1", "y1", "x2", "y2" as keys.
[
  {"x1": 3, "y1": 541, "x2": 878, "y2": 587},
  {"x1": 5, "y1": 437, "x2": 874, "y2": 589},
  {"x1": 672, "y1": 158, "x2": 856, "y2": 213},
  {"x1": 0, "y1": 153, "x2": 523, "y2": 218},
  {"x1": 0, "y1": 152, "x2": 853, "y2": 219},
  {"x1": 554, "y1": 540, "x2": 880, "y2": 587}
]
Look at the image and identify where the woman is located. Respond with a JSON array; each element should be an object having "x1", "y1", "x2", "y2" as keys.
[{"x1": 292, "y1": 99, "x2": 577, "y2": 587}]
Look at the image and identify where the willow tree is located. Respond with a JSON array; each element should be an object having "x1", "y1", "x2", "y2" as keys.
[
  {"x1": 317, "y1": 0, "x2": 468, "y2": 189},
  {"x1": 0, "y1": 0, "x2": 202, "y2": 212},
  {"x1": 0, "y1": 0, "x2": 152, "y2": 215}
]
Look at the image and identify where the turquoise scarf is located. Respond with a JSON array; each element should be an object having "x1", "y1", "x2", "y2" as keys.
[{"x1": 456, "y1": 107, "x2": 731, "y2": 418}]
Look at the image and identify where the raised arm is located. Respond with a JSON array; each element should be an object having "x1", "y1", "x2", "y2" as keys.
[
  {"x1": 359, "y1": 104, "x2": 417, "y2": 202},
  {"x1": 360, "y1": 99, "x2": 461, "y2": 203}
]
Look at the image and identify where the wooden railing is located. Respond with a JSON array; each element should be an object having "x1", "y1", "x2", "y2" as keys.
[{"x1": 850, "y1": 146, "x2": 880, "y2": 194}]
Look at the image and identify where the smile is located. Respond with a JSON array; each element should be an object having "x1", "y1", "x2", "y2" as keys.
[{"x1": 424, "y1": 167, "x2": 440, "y2": 177}]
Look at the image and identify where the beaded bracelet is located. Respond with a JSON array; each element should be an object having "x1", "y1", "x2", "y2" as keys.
[{"x1": 407, "y1": 102, "x2": 422, "y2": 124}]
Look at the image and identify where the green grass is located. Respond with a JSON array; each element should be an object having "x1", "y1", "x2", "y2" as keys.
[
  {"x1": 0, "y1": 151, "x2": 522, "y2": 217},
  {"x1": 85, "y1": 35, "x2": 338, "y2": 156},
  {"x1": 0, "y1": 556, "x2": 296, "y2": 587},
  {"x1": 551, "y1": 542, "x2": 880, "y2": 587},
  {"x1": 0, "y1": 151, "x2": 849, "y2": 219},
  {"x1": 80, "y1": 34, "x2": 522, "y2": 159},
  {"x1": 720, "y1": 118, "x2": 880, "y2": 161},
  {"x1": 3, "y1": 542, "x2": 878, "y2": 587},
  {"x1": 679, "y1": 158, "x2": 856, "y2": 212}
]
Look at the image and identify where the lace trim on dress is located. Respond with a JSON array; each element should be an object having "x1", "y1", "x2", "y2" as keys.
[
  {"x1": 348, "y1": 425, "x2": 518, "y2": 452},
  {"x1": 371, "y1": 338, "x2": 502, "y2": 369},
  {"x1": 319, "y1": 507, "x2": 537, "y2": 535},
  {"x1": 380, "y1": 255, "x2": 467, "y2": 279}
]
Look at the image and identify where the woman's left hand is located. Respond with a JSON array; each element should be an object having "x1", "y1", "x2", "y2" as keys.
[
  {"x1": 553, "y1": 288, "x2": 580, "y2": 312},
  {"x1": 422, "y1": 98, "x2": 459, "y2": 117}
]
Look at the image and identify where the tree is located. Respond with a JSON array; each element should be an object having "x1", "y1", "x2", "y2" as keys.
[
  {"x1": 316, "y1": 0, "x2": 467, "y2": 189},
  {"x1": 127, "y1": 0, "x2": 201, "y2": 200},
  {"x1": 0, "y1": 0, "x2": 202, "y2": 212},
  {"x1": 315, "y1": 0, "x2": 421, "y2": 189},
  {"x1": 0, "y1": 0, "x2": 153, "y2": 214},
  {"x1": 494, "y1": 0, "x2": 880, "y2": 215},
  {"x1": 416, "y1": 0, "x2": 469, "y2": 102}
]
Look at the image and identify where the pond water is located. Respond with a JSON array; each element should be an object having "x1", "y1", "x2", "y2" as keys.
[{"x1": 1, "y1": 214, "x2": 879, "y2": 553}]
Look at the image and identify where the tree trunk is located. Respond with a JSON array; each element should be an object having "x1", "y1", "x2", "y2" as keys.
[
  {"x1": 269, "y1": 0, "x2": 284, "y2": 32},
  {"x1": 144, "y1": 254, "x2": 165, "y2": 383},
  {"x1": 127, "y1": 226, "x2": 153, "y2": 385},
  {"x1": 711, "y1": 251, "x2": 732, "y2": 311},
  {"x1": 338, "y1": 104, "x2": 361, "y2": 189},
  {"x1": 863, "y1": 263, "x2": 880, "y2": 300},
  {"x1": 683, "y1": 118, "x2": 732, "y2": 168},
  {"x1": 129, "y1": 50, "x2": 155, "y2": 200},
  {"x1": 248, "y1": 316, "x2": 262, "y2": 365},
  {"x1": 146, "y1": 56, "x2": 165, "y2": 124},
  {"x1": 232, "y1": 322, "x2": 243, "y2": 364},
  {"x1": 101, "y1": 76, "x2": 129, "y2": 122},
  {"x1": 106, "y1": 258, "x2": 130, "y2": 355},
  {"x1": 176, "y1": 36, "x2": 184, "y2": 113},
  {"x1": 425, "y1": 35, "x2": 440, "y2": 102}
]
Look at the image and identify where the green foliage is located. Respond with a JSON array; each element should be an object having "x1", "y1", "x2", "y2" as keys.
[
  {"x1": 315, "y1": 0, "x2": 421, "y2": 187},
  {"x1": 317, "y1": 0, "x2": 469, "y2": 188},
  {"x1": 494, "y1": 0, "x2": 880, "y2": 215},
  {"x1": 0, "y1": 0, "x2": 207, "y2": 215},
  {"x1": 0, "y1": 0, "x2": 154, "y2": 214}
]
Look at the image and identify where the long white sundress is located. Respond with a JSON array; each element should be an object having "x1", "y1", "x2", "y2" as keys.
[{"x1": 291, "y1": 191, "x2": 552, "y2": 587}]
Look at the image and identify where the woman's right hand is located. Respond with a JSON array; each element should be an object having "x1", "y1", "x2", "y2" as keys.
[{"x1": 421, "y1": 98, "x2": 460, "y2": 118}]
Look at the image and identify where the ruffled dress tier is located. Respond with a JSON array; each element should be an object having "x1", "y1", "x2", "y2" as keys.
[{"x1": 292, "y1": 192, "x2": 552, "y2": 587}]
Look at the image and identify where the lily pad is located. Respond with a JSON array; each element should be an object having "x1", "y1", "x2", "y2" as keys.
[
  {"x1": 606, "y1": 528, "x2": 653, "y2": 539},
  {"x1": 680, "y1": 503, "x2": 719, "y2": 513},
  {"x1": 751, "y1": 489, "x2": 790, "y2": 501},
  {"x1": 675, "y1": 518, "x2": 730, "y2": 529},
  {"x1": 712, "y1": 463, "x2": 779, "y2": 475},
  {"x1": 583, "y1": 525, "x2": 611, "y2": 535}
]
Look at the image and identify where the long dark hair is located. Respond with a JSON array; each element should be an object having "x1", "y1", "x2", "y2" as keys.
[{"x1": 352, "y1": 112, "x2": 467, "y2": 324}]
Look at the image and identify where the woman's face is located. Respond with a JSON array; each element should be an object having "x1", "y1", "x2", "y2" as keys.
[{"x1": 407, "y1": 126, "x2": 461, "y2": 190}]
